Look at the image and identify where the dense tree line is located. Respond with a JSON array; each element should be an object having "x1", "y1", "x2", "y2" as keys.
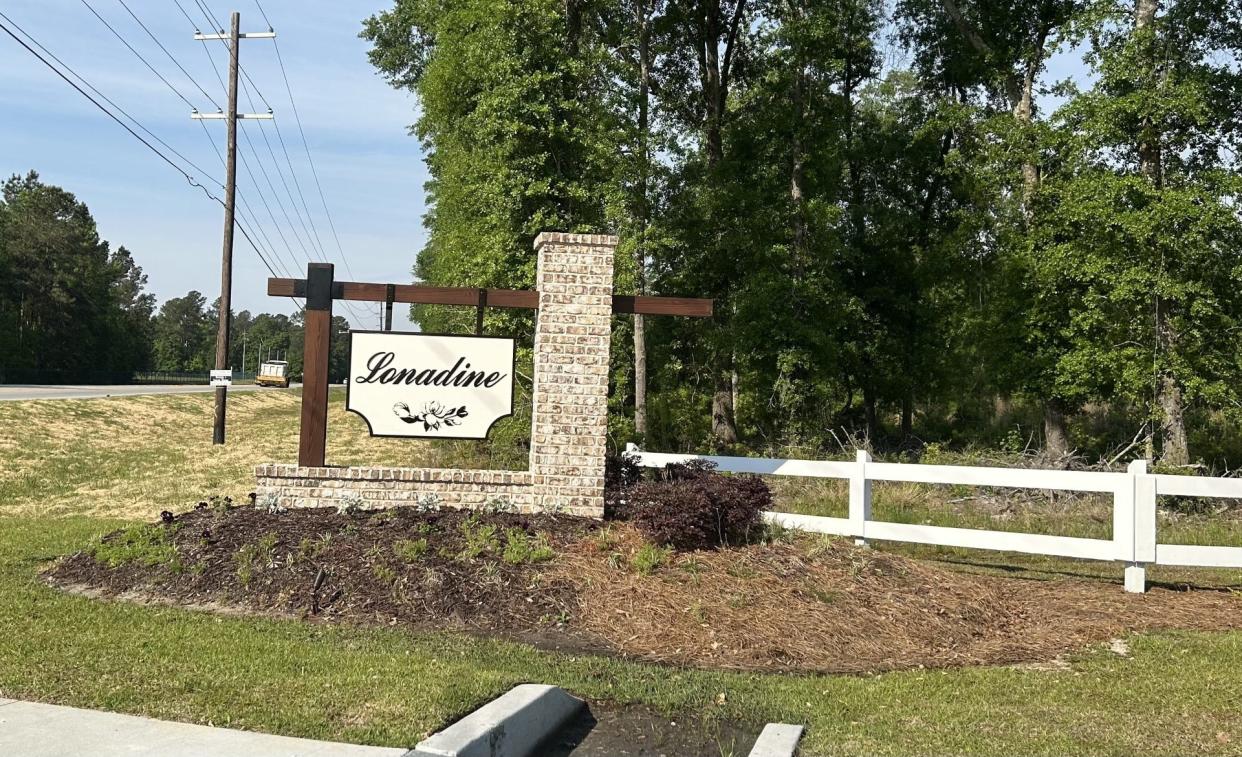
[
  {"x1": 0, "y1": 172, "x2": 345, "y2": 383},
  {"x1": 364, "y1": 0, "x2": 1242, "y2": 467}
]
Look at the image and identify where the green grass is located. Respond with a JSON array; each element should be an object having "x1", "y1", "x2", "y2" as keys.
[
  {"x1": 4, "y1": 393, "x2": 1242, "y2": 753},
  {"x1": 3, "y1": 517, "x2": 1242, "y2": 754}
]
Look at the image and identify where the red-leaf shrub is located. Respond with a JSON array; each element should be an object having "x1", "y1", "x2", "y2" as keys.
[
  {"x1": 627, "y1": 462, "x2": 771, "y2": 550},
  {"x1": 604, "y1": 452, "x2": 644, "y2": 519}
]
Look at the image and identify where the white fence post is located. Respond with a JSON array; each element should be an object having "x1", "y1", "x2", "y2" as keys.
[
  {"x1": 850, "y1": 449, "x2": 872, "y2": 546},
  {"x1": 1131, "y1": 459, "x2": 1157, "y2": 592},
  {"x1": 1118, "y1": 459, "x2": 1154, "y2": 593}
]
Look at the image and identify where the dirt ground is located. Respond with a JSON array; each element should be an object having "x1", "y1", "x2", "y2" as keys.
[{"x1": 47, "y1": 505, "x2": 1242, "y2": 674}]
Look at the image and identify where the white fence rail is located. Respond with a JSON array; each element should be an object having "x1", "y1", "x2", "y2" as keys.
[{"x1": 624, "y1": 444, "x2": 1242, "y2": 592}]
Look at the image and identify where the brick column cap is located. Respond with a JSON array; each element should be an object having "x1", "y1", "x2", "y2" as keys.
[{"x1": 533, "y1": 232, "x2": 619, "y2": 250}]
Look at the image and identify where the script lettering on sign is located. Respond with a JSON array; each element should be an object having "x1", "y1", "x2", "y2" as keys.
[{"x1": 346, "y1": 331, "x2": 516, "y2": 439}]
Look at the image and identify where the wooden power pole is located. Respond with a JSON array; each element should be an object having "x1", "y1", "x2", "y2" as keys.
[{"x1": 191, "y1": 12, "x2": 275, "y2": 444}]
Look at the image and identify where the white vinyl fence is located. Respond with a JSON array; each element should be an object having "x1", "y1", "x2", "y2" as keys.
[{"x1": 624, "y1": 444, "x2": 1242, "y2": 593}]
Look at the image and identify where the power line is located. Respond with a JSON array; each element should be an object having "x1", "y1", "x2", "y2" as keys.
[
  {"x1": 77, "y1": 0, "x2": 198, "y2": 110},
  {"x1": 255, "y1": 0, "x2": 360, "y2": 283},
  {"x1": 193, "y1": 0, "x2": 272, "y2": 107},
  {"x1": 70, "y1": 2, "x2": 295, "y2": 287},
  {"x1": 184, "y1": 7, "x2": 331, "y2": 304},
  {"x1": 185, "y1": 0, "x2": 364, "y2": 325},
  {"x1": 114, "y1": 0, "x2": 221, "y2": 109},
  {"x1": 191, "y1": 7, "x2": 320, "y2": 263},
  {"x1": 0, "y1": 11, "x2": 296, "y2": 302},
  {"x1": 101, "y1": 0, "x2": 298, "y2": 289}
]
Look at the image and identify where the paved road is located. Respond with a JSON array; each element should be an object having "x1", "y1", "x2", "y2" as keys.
[
  {"x1": 0, "y1": 699, "x2": 408, "y2": 757},
  {"x1": 0, "y1": 383, "x2": 301, "y2": 402}
]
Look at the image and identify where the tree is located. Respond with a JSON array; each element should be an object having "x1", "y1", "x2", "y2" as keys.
[
  {"x1": 0, "y1": 171, "x2": 155, "y2": 381},
  {"x1": 152, "y1": 291, "x2": 211, "y2": 372},
  {"x1": 363, "y1": 0, "x2": 617, "y2": 340},
  {"x1": 1030, "y1": 0, "x2": 1242, "y2": 465}
]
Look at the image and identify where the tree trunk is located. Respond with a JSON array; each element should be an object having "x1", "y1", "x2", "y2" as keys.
[
  {"x1": 633, "y1": 0, "x2": 652, "y2": 436},
  {"x1": 863, "y1": 383, "x2": 878, "y2": 442},
  {"x1": 901, "y1": 392, "x2": 913, "y2": 440},
  {"x1": 711, "y1": 374, "x2": 738, "y2": 445},
  {"x1": 699, "y1": 0, "x2": 746, "y2": 445},
  {"x1": 1043, "y1": 399, "x2": 1070, "y2": 457},
  {"x1": 788, "y1": 1, "x2": 807, "y2": 272},
  {"x1": 1134, "y1": 0, "x2": 1186, "y2": 464},
  {"x1": 1159, "y1": 373, "x2": 1189, "y2": 466}
]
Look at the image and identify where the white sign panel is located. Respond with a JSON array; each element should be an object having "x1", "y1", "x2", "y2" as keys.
[
  {"x1": 209, "y1": 369, "x2": 232, "y2": 387},
  {"x1": 346, "y1": 331, "x2": 516, "y2": 439}
]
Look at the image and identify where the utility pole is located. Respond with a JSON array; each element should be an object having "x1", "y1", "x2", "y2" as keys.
[{"x1": 191, "y1": 12, "x2": 275, "y2": 444}]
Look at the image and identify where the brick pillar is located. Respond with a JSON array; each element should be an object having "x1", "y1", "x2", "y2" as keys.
[{"x1": 530, "y1": 232, "x2": 616, "y2": 517}]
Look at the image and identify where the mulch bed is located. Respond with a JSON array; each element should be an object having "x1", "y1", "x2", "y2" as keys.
[{"x1": 46, "y1": 505, "x2": 1242, "y2": 674}]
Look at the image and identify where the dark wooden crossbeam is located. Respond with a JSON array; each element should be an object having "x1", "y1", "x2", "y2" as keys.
[{"x1": 268, "y1": 277, "x2": 713, "y2": 318}]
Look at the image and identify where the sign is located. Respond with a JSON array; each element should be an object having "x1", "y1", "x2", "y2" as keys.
[
  {"x1": 346, "y1": 331, "x2": 515, "y2": 439},
  {"x1": 209, "y1": 369, "x2": 232, "y2": 387}
]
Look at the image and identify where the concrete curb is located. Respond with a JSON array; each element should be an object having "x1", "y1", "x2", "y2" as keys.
[
  {"x1": 748, "y1": 723, "x2": 805, "y2": 757},
  {"x1": 410, "y1": 684, "x2": 584, "y2": 757}
]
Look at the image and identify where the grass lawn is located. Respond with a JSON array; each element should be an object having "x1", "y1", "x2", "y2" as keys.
[{"x1": 2, "y1": 390, "x2": 1242, "y2": 755}]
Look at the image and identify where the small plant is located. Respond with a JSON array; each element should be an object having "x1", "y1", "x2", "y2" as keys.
[
  {"x1": 415, "y1": 493, "x2": 441, "y2": 512},
  {"x1": 631, "y1": 543, "x2": 672, "y2": 575},
  {"x1": 92, "y1": 524, "x2": 181, "y2": 571},
  {"x1": 592, "y1": 526, "x2": 620, "y2": 552},
  {"x1": 483, "y1": 496, "x2": 515, "y2": 514},
  {"x1": 256, "y1": 492, "x2": 285, "y2": 514},
  {"x1": 393, "y1": 538, "x2": 429, "y2": 562},
  {"x1": 295, "y1": 533, "x2": 332, "y2": 563},
  {"x1": 680, "y1": 555, "x2": 706, "y2": 584},
  {"x1": 501, "y1": 528, "x2": 555, "y2": 565},
  {"x1": 458, "y1": 515, "x2": 500, "y2": 560},
  {"x1": 234, "y1": 532, "x2": 279, "y2": 587},
  {"x1": 208, "y1": 495, "x2": 233, "y2": 515},
  {"x1": 337, "y1": 492, "x2": 365, "y2": 515},
  {"x1": 372, "y1": 562, "x2": 398, "y2": 585}
]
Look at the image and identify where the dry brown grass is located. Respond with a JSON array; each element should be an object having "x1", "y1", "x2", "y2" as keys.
[{"x1": 0, "y1": 389, "x2": 515, "y2": 520}]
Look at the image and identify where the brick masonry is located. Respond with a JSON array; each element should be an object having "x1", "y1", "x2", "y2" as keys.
[{"x1": 255, "y1": 232, "x2": 616, "y2": 518}]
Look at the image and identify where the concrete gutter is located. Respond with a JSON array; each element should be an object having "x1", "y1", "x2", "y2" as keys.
[
  {"x1": 748, "y1": 723, "x2": 805, "y2": 757},
  {"x1": 411, "y1": 684, "x2": 584, "y2": 757}
]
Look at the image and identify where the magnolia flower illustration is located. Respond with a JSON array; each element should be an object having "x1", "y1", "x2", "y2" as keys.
[{"x1": 393, "y1": 401, "x2": 468, "y2": 432}]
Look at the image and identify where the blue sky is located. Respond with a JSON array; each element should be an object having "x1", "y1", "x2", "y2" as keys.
[{"x1": 0, "y1": 0, "x2": 426, "y2": 329}]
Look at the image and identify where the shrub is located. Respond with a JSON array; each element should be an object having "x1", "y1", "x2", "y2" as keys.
[
  {"x1": 628, "y1": 465, "x2": 771, "y2": 551},
  {"x1": 604, "y1": 452, "x2": 643, "y2": 519}
]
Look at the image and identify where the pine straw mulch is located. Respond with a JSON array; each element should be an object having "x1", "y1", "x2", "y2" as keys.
[{"x1": 46, "y1": 506, "x2": 1242, "y2": 674}]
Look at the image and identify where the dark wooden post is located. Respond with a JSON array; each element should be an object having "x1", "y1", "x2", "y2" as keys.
[
  {"x1": 299, "y1": 262, "x2": 334, "y2": 467},
  {"x1": 384, "y1": 284, "x2": 395, "y2": 331},
  {"x1": 475, "y1": 288, "x2": 486, "y2": 335}
]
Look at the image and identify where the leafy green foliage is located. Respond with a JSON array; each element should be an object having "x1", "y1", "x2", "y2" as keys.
[
  {"x1": 630, "y1": 542, "x2": 672, "y2": 575},
  {"x1": 358, "y1": 0, "x2": 1242, "y2": 466},
  {"x1": 501, "y1": 529, "x2": 555, "y2": 565},
  {"x1": 456, "y1": 515, "x2": 501, "y2": 560},
  {"x1": 393, "y1": 538, "x2": 429, "y2": 562}
]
